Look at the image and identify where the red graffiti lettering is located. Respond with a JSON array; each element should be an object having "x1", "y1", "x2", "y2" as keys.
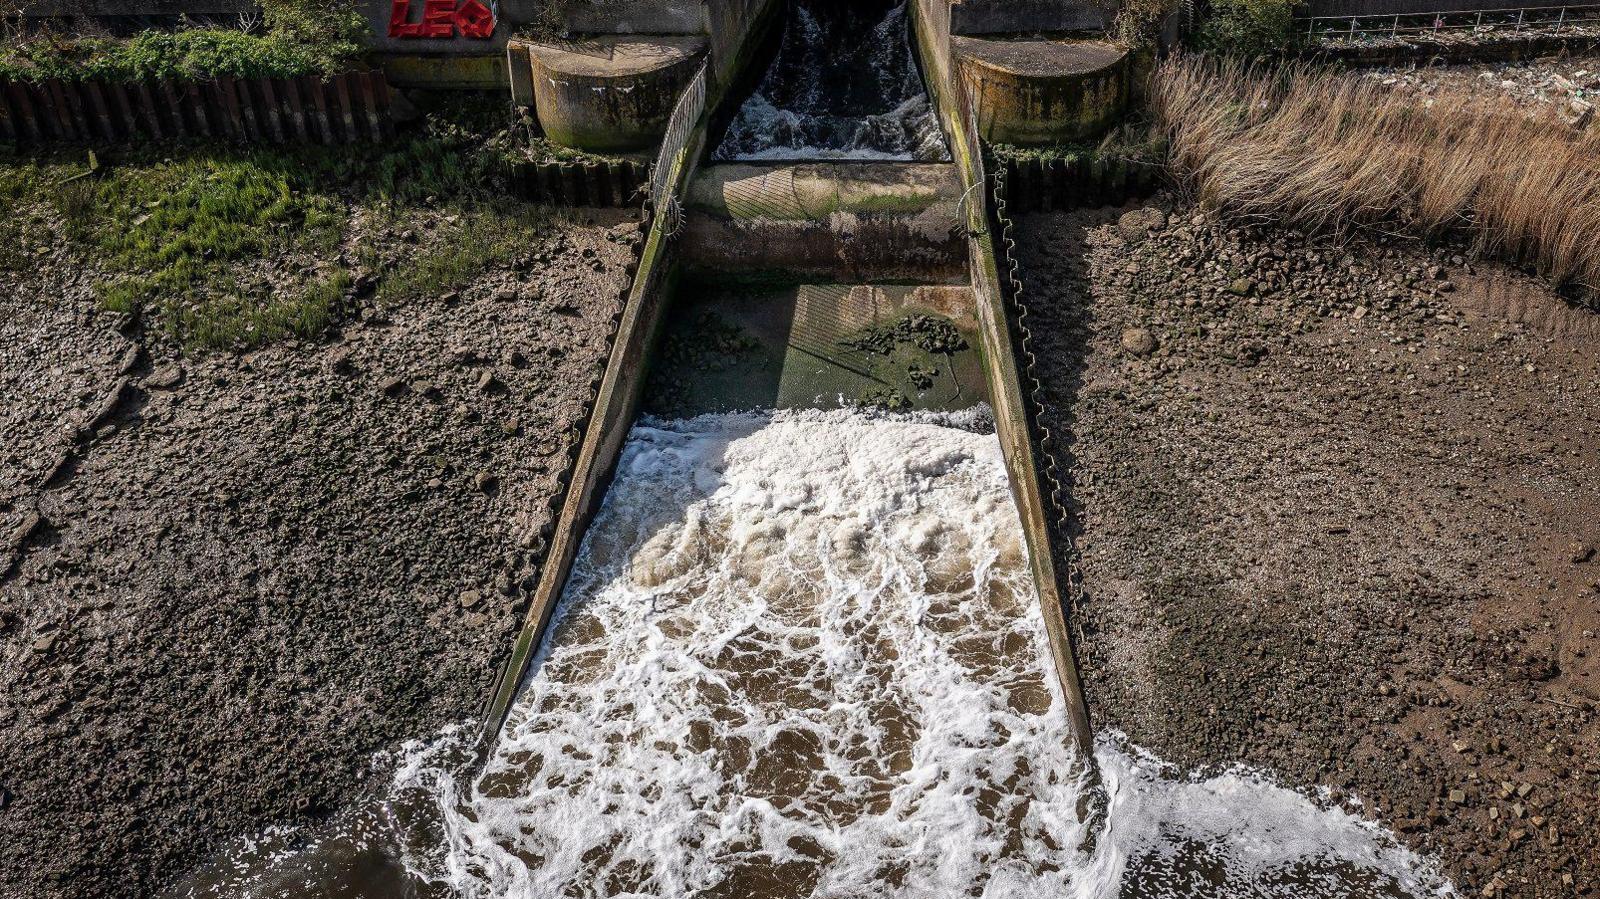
[
  {"x1": 388, "y1": 0, "x2": 496, "y2": 39},
  {"x1": 455, "y1": 0, "x2": 495, "y2": 38}
]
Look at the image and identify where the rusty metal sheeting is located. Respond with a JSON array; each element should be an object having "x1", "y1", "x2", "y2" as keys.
[
  {"x1": 996, "y1": 154, "x2": 1163, "y2": 215},
  {"x1": 0, "y1": 71, "x2": 392, "y2": 147},
  {"x1": 504, "y1": 159, "x2": 651, "y2": 209}
]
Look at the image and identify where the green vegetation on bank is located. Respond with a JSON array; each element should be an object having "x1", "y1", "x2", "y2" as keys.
[
  {"x1": 0, "y1": 27, "x2": 352, "y2": 82},
  {"x1": 1105, "y1": 0, "x2": 1296, "y2": 57},
  {"x1": 1196, "y1": 0, "x2": 1298, "y2": 57},
  {"x1": 372, "y1": 206, "x2": 546, "y2": 306},
  {"x1": 1111, "y1": 0, "x2": 1178, "y2": 48},
  {"x1": 991, "y1": 123, "x2": 1168, "y2": 168},
  {"x1": 0, "y1": 98, "x2": 549, "y2": 350},
  {"x1": 0, "y1": 0, "x2": 364, "y2": 82},
  {"x1": 64, "y1": 154, "x2": 348, "y2": 348}
]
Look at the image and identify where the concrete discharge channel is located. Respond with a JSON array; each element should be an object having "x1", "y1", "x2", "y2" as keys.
[
  {"x1": 447, "y1": 7, "x2": 1451, "y2": 895},
  {"x1": 171, "y1": 3, "x2": 1459, "y2": 896},
  {"x1": 482, "y1": 1, "x2": 1096, "y2": 789},
  {"x1": 465, "y1": 1, "x2": 1109, "y2": 890}
]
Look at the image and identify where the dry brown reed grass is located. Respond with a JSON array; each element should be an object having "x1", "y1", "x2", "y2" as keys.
[{"x1": 1151, "y1": 55, "x2": 1600, "y2": 290}]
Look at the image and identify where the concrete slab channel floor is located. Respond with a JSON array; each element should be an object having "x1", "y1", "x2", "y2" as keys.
[{"x1": 642, "y1": 280, "x2": 989, "y2": 418}]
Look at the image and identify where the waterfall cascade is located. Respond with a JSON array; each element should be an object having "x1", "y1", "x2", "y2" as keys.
[{"x1": 714, "y1": 1, "x2": 950, "y2": 162}]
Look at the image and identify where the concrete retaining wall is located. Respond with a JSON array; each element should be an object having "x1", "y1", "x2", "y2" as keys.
[
  {"x1": 364, "y1": 0, "x2": 775, "y2": 76},
  {"x1": 955, "y1": 37, "x2": 1131, "y2": 145},
  {"x1": 949, "y1": 0, "x2": 1113, "y2": 34},
  {"x1": 523, "y1": 36, "x2": 706, "y2": 152},
  {"x1": 362, "y1": 0, "x2": 512, "y2": 53},
  {"x1": 558, "y1": 0, "x2": 778, "y2": 93},
  {"x1": 1305, "y1": 0, "x2": 1542, "y2": 16},
  {"x1": 566, "y1": 0, "x2": 706, "y2": 32},
  {"x1": 913, "y1": 0, "x2": 958, "y2": 90}
]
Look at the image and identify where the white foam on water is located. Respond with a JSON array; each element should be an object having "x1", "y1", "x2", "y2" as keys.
[
  {"x1": 1088, "y1": 742, "x2": 1457, "y2": 899},
  {"x1": 377, "y1": 409, "x2": 1457, "y2": 899}
]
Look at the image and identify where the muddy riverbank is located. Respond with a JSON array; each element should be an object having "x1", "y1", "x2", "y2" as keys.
[
  {"x1": 0, "y1": 209, "x2": 637, "y2": 898},
  {"x1": 1015, "y1": 200, "x2": 1600, "y2": 899}
]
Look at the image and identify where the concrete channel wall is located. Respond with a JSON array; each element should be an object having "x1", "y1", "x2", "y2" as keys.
[
  {"x1": 480, "y1": 89, "x2": 705, "y2": 736},
  {"x1": 910, "y1": 0, "x2": 1098, "y2": 763},
  {"x1": 481, "y1": 43, "x2": 750, "y2": 735},
  {"x1": 949, "y1": 0, "x2": 1113, "y2": 34}
]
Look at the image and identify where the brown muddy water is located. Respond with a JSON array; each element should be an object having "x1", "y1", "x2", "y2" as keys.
[{"x1": 171, "y1": 410, "x2": 1455, "y2": 899}]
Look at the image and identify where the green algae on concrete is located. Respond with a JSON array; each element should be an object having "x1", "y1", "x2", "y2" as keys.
[{"x1": 681, "y1": 163, "x2": 969, "y2": 283}]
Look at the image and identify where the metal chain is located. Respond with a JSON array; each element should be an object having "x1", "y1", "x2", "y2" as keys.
[{"x1": 989, "y1": 164, "x2": 1088, "y2": 638}]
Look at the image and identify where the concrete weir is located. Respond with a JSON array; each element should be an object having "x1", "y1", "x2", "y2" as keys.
[
  {"x1": 955, "y1": 36, "x2": 1133, "y2": 145},
  {"x1": 681, "y1": 162, "x2": 969, "y2": 282},
  {"x1": 507, "y1": 0, "x2": 780, "y2": 153}
]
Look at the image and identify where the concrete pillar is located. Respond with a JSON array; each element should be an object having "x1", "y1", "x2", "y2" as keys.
[
  {"x1": 527, "y1": 35, "x2": 707, "y2": 153},
  {"x1": 953, "y1": 37, "x2": 1130, "y2": 145}
]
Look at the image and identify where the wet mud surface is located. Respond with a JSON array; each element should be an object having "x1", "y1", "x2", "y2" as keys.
[
  {"x1": 1015, "y1": 200, "x2": 1600, "y2": 899},
  {"x1": 0, "y1": 211, "x2": 638, "y2": 898}
]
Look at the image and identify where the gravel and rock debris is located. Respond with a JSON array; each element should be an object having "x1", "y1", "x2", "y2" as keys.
[
  {"x1": 1015, "y1": 198, "x2": 1600, "y2": 899},
  {"x1": 0, "y1": 207, "x2": 639, "y2": 898},
  {"x1": 1366, "y1": 55, "x2": 1600, "y2": 126}
]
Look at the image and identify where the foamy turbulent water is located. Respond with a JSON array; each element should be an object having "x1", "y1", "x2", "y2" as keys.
[
  {"x1": 713, "y1": 1, "x2": 949, "y2": 161},
  {"x1": 180, "y1": 410, "x2": 1456, "y2": 899}
]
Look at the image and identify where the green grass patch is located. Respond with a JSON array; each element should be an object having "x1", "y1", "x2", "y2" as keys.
[
  {"x1": 0, "y1": 161, "x2": 61, "y2": 270},
  {"x1": 172, "y1": 268, "x2": 352, "y2": 348},
  {"x1": 80, "y1": 153, "x2": 346, "y2": 348},
  {"x1": 1, "y1": 98, "x2": 538, "y2": 350},
  {"x1": 375, "y1": 203, "x2": 551, "y2": 305},
  {"x1": 0, "y1": 1, "x2": 366, "y2": 83}
]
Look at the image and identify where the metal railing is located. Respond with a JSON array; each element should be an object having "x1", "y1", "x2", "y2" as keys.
[
  {"x1": 648, "y1": 62, "x2": 709, "y2": 236},
  {"x1": 1300, "y1": 3, "x2": 1600, "y2": 39}
]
